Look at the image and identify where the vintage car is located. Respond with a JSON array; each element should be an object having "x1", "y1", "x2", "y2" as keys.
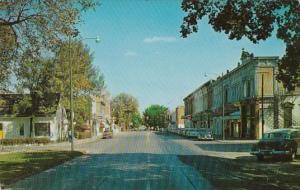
[
  {"x1": 197, "y1": 128, "x2": 214, "y2": 141},
  {"x1": 102, "y1": 129, "x2": 113, "y2": 139},
  {"x1": 251, "y1": 128, "x2": 300, "y2": 161}
]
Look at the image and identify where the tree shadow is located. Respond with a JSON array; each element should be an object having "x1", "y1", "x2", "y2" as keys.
[{"x1": 178, "y1": 154, "x2": 300, "y2": 190}]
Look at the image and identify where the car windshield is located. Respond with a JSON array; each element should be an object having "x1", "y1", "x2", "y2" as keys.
[{"x1": 263, "y1": 132, "x2": 290, "y2": 139}]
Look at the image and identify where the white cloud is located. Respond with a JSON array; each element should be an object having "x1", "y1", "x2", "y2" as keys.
[
  {"x1": 124, "y1": 50, "x2": 137, "y2": 57},
  {"x1": 143, "y1": 36, "x2": 177, "y2": 43}
]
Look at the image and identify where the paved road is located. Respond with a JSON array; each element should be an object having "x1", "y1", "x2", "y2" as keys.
[{"x1": 9, "y1": 132, "x2": 213, "y2": 190}]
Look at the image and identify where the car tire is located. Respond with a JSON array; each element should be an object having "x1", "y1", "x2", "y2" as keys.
[{"x1": 257, "y1": 155, "x2": 264, "y2": 161}]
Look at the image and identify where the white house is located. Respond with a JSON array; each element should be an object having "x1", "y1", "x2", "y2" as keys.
[{"x1": 0, "y1": 93, "x2": 69, "y2": 141}]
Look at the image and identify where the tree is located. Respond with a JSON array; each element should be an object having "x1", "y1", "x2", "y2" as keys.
[
  {"x1": 15, "y1": 40, "x2": 105, "y2": 126},
  {"x1": 0, "y1": 0, "x2": 99, "y2": 89},
  {"x1": 181, "y1": 0, "x2": 300, "y2": 91},
  {"x1": 132, "y1": 112, "x2": 142, "y2": 129},
  {"x1": 111, "y1": 93, "x2": 139, "y2": 131},
  {"x1": 15, "y1": 49, "x2": 57, "y2": 136},
  {"x1": 0, "y1": 25, "x2": 16, "y2": 91},
  {"x1": 143, "y1": 105, "x2": 169, "y2": 130},
  {"x1": 51, "y1": 40, "x2": 105, "y2": 125}
]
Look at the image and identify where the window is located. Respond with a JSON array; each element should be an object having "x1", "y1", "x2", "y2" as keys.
[
  {"x1": 34, "y1": 123, "x2": 50, "y2": 137},
  {"x1": 20, "y1": 124, "x2": 24, "y2": 136}
]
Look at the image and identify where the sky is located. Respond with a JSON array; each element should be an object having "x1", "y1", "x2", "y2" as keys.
[{"x1": 78, "y1": 0, "x2": 286, "y2": 112}]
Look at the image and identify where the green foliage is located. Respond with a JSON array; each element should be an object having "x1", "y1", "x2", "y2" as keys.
[
  {"x1": 0, "y1": 25, "x2": 15, "y2": 90},
  {"x1": 14, "y1": 40, "x2": 105, "y2": 125},
  {"x1": 111, "y1": 93, "x2": 140, "y2": 131},
  {"x1": 181, "y1": 0, "x2": 300, "y2": 90},
  {"x1": 12, "y1": 96, "x2": 31, "y2": 115},
  {"x1": 143, "y1": 105, "x2": 169, "y2": 129},
  {"x1": 132, "y1": 112, "x2": 142, "y2": 128},
  {"x1": 0, "y1": 0, "x2": 98, "y2": 90},
  {"x1": 51, "y1": 40, "x2": 105, "y2": 124}
]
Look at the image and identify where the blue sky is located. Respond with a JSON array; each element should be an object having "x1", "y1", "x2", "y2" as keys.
[{"x1": 78, "y1": 0, "x2": 286, "y2": 112}]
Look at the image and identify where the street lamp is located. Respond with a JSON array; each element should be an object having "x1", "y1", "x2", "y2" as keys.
[
  {"x1": 69, "y1": 35, "x2": 100, "y2": 151},
  {"x1": 204, "y1": 72, "x2": 225, "y2": 140}
]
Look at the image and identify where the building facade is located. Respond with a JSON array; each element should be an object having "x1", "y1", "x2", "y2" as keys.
[
  {"x1": 183, "y1": 50, "x2": 300, "y2": 140},
  {"x1": 183, "y1": 94, "x2": 193, "y2": 128},
  {"x1": 0, "y1": 93, "x2": 68, "y2": 141},
  {"x1": 91, "y1": 90, "x2": 112, "y2": 136}
]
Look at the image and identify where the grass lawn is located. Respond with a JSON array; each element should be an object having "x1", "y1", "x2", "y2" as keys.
[{"x1": 0, "y1": 151, "x2": 83, "y2": 186}]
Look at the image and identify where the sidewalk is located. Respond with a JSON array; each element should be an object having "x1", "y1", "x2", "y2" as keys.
[{"x1": 0, "y1": 135, "x2": 101, "y2": 154}]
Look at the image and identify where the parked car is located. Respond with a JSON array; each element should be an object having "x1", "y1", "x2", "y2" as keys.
[
  {"x1": 197, "y1": 128, "x2": 214, "y2": 141},
  {"x1": 186, "y1": 128, "x2": 199, "y2": 138},
  {"x1": 102, "y1": 129, "x2": 113, "y2": 139},
  {"x1": 251, "y1": 128, "x2": 300, "y2": 161}
]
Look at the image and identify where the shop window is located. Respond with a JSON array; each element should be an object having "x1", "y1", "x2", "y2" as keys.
[
  {"x1": 35, "y1": 123, "x2": 50, "y2": 137},
  {"x1": 20, "y1": 124, "x2": 24, "y2": 136}
]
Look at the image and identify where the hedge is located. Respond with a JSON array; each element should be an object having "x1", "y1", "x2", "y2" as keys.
[{"x1": 0, "y1": 137, "x2": 50, "y2": 145}]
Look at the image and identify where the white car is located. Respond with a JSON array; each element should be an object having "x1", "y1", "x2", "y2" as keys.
[{"x1": 198, "y1": 128, "x2": 214, "y2": 140}]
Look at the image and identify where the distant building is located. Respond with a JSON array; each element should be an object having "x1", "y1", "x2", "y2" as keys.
[
  {"x1": 176, "y1": 106, "x2": 185, "y2": 128},
  {"x1": 183, "y1": 94, "x2": 193, "y2": 128},
  {"x1": 0, "y1": 93, "x2": 68, "y2": 141},
  {"x1": 170, "y1": 106, "x2": 185, "y2": 129},
  {"x1": 183, "y1": 81, "x2": 213, "y2": 129},
  {"x1": 91, "y1": 90, "x2": 112, "y2": 136}
]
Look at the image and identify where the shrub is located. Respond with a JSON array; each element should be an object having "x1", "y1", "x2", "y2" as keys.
[{"x1": 0, "y1": 137, "x2": 50, "y2": 145}]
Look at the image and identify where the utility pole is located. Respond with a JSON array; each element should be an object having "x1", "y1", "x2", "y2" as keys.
[
  {"x1": 68, "y1": 35, "x2": 100, "y2": 151},
  {"x1": 222, "y1": 72, "x2": 225, "y2": 140},
  {"x1": 69, "y1": 35, "x2": 74, "y2": 151}
]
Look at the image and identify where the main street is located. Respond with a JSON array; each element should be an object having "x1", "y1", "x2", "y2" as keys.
[
  {"x1": 9, "y1": 132, "x2": 213, "y2": 190},
  {"x1": 8, "y1": 132, "x2": 300, "y2": 190}
]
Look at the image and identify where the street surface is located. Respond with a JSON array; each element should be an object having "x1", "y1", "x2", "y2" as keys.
[
  {"x1": 7, "y1": 132, "x2": 300, "y2": 190},
  {"x1": 9, "y1": 132, "x2": 213, "y2": 190}
]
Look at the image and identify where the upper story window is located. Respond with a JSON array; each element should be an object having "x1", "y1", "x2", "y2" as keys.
[{"x1": 243, "y1": 80, "x2": 251, "y2": 98}]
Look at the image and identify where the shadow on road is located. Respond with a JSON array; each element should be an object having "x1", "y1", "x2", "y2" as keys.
[{"x1": 178, "y1": 154, "x2": 300, "y2": 190}]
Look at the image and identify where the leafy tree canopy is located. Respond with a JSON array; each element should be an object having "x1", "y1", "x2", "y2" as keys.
[
  {"x1": 181, "y1": 0, "x2": 300, "y2": 91},
  {"x1": 0, "y1": 0, "x2": 99, "y2": 90},
  {"x1": 111, "y1": 93, "x2": 139, "y2": 131},
  {"x1": 15, "y1": 40, "x2": 105, "y2": 125},
  {"x1": 143, "y1": 105, "x2": 169, "y2": 129}
]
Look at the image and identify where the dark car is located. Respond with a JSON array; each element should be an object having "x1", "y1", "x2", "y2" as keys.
[
  {"x1": 102, "y1": 129, "x2": 113, "y2": 139},
  {"x1": 251, "y1": 128, "x2": 300, "y2": 161}
]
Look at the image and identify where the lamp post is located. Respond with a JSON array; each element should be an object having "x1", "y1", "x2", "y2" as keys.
[
  {"x1": 69, "y1": 35, "x2": 100, "y2": 151},
  {"x1": 204, "y1": 72, "x2": 225, "y2": 140},
  {"x1": 261, "y1": 73, "x2": 265, "y2": 136}
]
